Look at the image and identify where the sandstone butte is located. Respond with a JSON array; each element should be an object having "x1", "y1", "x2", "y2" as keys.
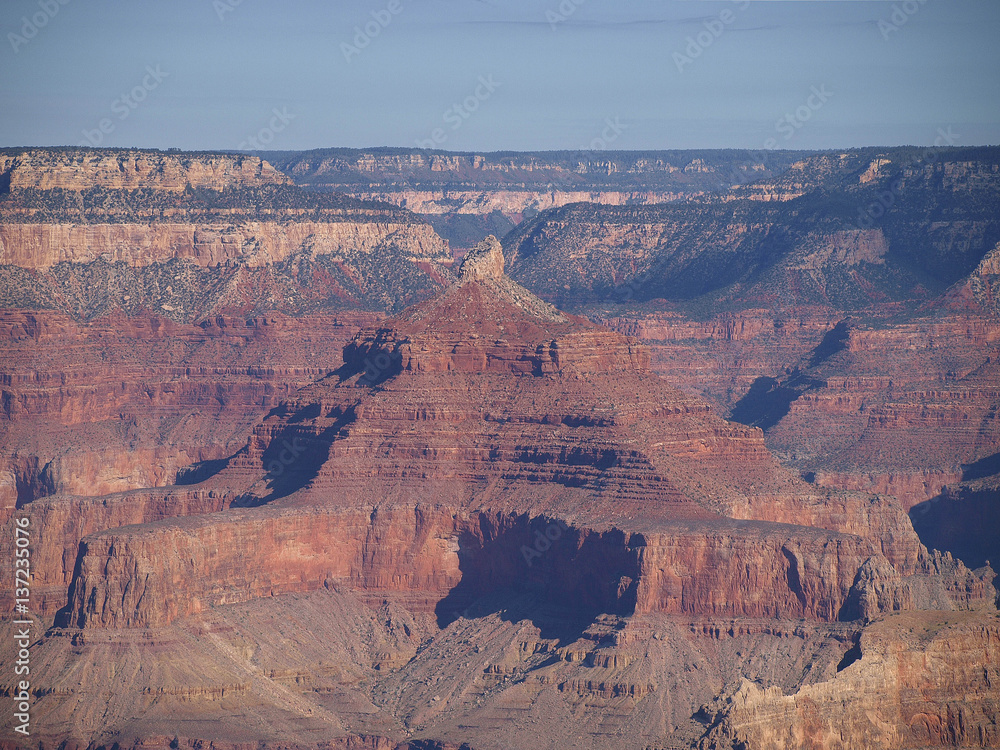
[{"x1": 1, "y1": 236, "x2": 997, "y2": 750}]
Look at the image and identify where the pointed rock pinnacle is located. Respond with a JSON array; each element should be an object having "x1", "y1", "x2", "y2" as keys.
[{"x1": 459, "y1": 235, "x2": 505, "y2": 282}]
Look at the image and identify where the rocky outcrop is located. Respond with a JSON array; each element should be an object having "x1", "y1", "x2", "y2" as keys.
[
  {"x1": 58, "y1": 246, "x2": 940, "y2": 637},
  {"x1": 458, "y1": 235, "x2": 506, "y2": 281},
  {"x1": 0, "y1": 309, "x2": 377, "y2": 512},
  {"x1": 66, "y1": 504, "x2": 465, "y2": 629},
  {"x1": 966, "y1": 241, "x2": 1000, "y2": 316},
  {"x1": 1, "y1": 486, "x2": 234, "y2": 619},
  {"x1": 0, "y1": 149, "x2": 290, "y2": 192},
  {"x1": 595, "y1": 307, "x2": 840, "y2": 411},
  {"x1": 700, "y1": 612, "x2": 1000, "y2": 749},
  {"x1": 811, "y1": 469, "x2": 963, "y2": 512},
  {"x1": 65, "y1": 499, "x2": 913, "y2": 631},
  {"x1": 5, "y1": 147, "x2": 1000, "y2": 750},
  {"x1": 755, "y1": 315, "x2": 1000, "y2": 512}
]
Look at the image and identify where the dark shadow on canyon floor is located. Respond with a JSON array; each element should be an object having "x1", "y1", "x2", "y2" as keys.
[
  {"x1": 910, "y1": 480, "x2": 1000, "y2": 571},
  {"x1": 435, "y1": 515, "x2": 640, "y2": 645}
]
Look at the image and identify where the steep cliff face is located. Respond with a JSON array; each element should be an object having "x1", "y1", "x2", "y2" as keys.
[
  {"x1": 5, "y1": 149, "x2": 1000, "y2": 750},
  {"x1": 5, "y1": 238, "x2": 997, "y2": 750},
  {"x1": 0, "y1": 147, "x2": 454, "y2": 309},
  {"x1": 66, "y1": 504, "x2": 465, "y2": 629},
  {"x1": 64, "y1": 489, "x2": 914, "y2": 631},
  {"x1": 597, "y1": 307, "x2": 1000, "y2": 531},
  {"x1": 503, "y1": 147, "x2": 1000, "y2": 308},
  {"x1": 910, "y1": 473, "x2": 1000, "y2": 572},
  {"x1": 0, "y1": 309, "x2": 378, "y2": 513},
  {"x1": 55, "y1": 239, "x2": 955, "y2": 639},
  {"x1": 0, "y1": 220, "x2": 447, "y2": 270},
  {"x1": 701, "y1": 612, "x2": 1000, "y2": 750},
  {"x1": 734, "y1": 315, "x2": 1000, "y2": 513},
  {"x1": 1, "y1": 487, "x2": 234, "y2": 618},
  {"x1": 0, "y1": 150, "x2": 459, "y2": 636},
  {"x1": 498, "y1": 147, "x2": 1000, "y2": 577},
  {"x1": 260, "y1": 148, "x2": 806, "y2": 251},
  {"x1": 0, "y1": 149, "x2": 290, "y2": 191}
]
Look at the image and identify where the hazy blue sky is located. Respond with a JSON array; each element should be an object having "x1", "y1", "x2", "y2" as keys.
[{"x1": 2, "y1": 0, "x2": 998, "y2": 151}]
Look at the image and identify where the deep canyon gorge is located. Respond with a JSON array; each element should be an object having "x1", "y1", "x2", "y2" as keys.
[{"x1": 0, "y1": 146, "x2": 998, "y2": 749}]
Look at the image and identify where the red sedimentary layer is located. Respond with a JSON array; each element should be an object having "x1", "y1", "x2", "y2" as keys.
[
  {"x1": 3, "y1": 232, "x2": 996, "y2": 750},
  {"x1": 56, "y1": 238, "x2": 972, "y2": 636}
]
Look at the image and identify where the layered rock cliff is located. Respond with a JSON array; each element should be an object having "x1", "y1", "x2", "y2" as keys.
[
  {"x1": 0, "y1": 148, "x2": 290, "y2": 192},
  {"x1": 4, "y1": 148, "x2": 1000, "y2": 750},
  {"x1": 260, "y1": 147, "x2": 806, "y2": 251},
  {"x1": 0, "y1": 219, "x2": 447, "y2": 270},
  {"x1": 700, "y1": 611, "x2": 1000, "y2": 749},
  {"x1": 9, "y1": 237, "x2": 993, "y2": 750},
  {"x1": 503, "y1": 147, "x2": 1000, "y2": 306},
  {"x1": 0, "y1": 150, "x2": 454, "y2": 603},
  {"x1": 501, "y1": 146, "x2": 1000, "y2": 575},
  {"x1": 0, "y1": 147, "x2": 453, "y2": 304},
  {"x1": 261, "y1": 148, "x2": 801, "y2": 196}
]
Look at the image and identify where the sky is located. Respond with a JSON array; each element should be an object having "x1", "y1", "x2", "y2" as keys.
[{"x1": 1, "y1": 0, "x2": 999, "y2": 152}]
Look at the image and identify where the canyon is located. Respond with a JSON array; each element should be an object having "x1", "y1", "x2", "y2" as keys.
[
  {"x1": 503, "y1": 147, "x2": 1000, "y2": 568},
  {"x1": 260, "y1": 148, "x2": 805, "y2": 253},
  {"x1": 1, "y1": 147, "x2": 999, "y2": 749}
]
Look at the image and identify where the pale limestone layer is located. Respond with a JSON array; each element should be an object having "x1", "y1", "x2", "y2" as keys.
[
  {"x1": 345, "y1": 189, "x2": 699, "y2": 216},
  {"x1": 0, "y1": 150, "x2": 289, "y2": 191},
  {"x1": 0, "y1": 220, "x2": 449, "y2": 269}
]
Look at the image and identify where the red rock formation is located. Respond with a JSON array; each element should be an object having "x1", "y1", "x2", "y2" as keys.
[
  {"x1": 0, "y1": 310, "x2": 378, "y2": 513},
  {"x1": 761, "y1": 315, "x2": 1000, "y2": 509},
  {"x1": 1, "y1": 140, "x2": 997, "y2": 749},
  {"x1": 58, "y1": 238, "x2": 950, "y2": 639},
  {"x1": 700, "y1": 611, "x2": 1000, "y2": 749},
  {"x1": 3, "y1": 486, "x2": 233, "y2": 619}
]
